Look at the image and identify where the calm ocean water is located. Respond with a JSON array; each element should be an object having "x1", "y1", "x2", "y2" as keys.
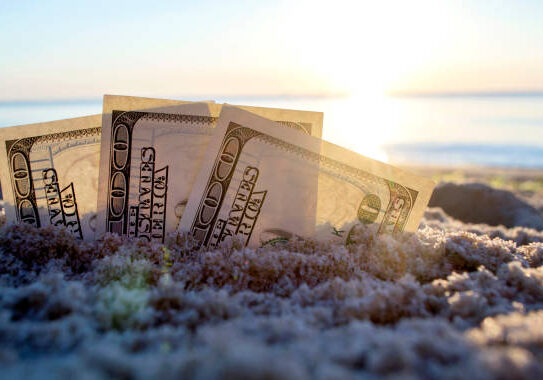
[{"x1": 1, "y1": 94, "x2": 543, "y2": 168}]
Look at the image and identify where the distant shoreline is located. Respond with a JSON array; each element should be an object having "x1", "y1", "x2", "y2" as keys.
[
  {"x1": 3, "y1": 91, "x2": 543, "y2": 106},
  {"x1": 0, "y1": 94, "x2": 348, "y2": 107},
  {"x1": 390, "y1": 90, "x2": 543, "y2": 99}
]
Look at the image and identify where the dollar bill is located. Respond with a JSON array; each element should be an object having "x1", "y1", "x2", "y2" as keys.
[
  {"x1": 179, "y1": 106, "x2": 435, "y2": 248},
  {"x1": 0, "y1": 97, "x2": 197, "y2": 240},
  {"x1": 0, "y1": 115, "x2": 102, "y2": 239},
  {"x1": 95, "y1": 95, "x2": 323, "y2": 242}
]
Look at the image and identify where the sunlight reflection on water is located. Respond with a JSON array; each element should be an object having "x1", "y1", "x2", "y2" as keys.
[{"x1": 1, "y1": 94, "x2": 543, "y2": 167}]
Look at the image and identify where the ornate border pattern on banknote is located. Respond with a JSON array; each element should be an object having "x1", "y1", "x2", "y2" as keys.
[
  {"x1": 275, "y1": 121, "x2": 312, "y2": 135},
  {"x1": 105, "y1": 111, "x2": 217, "y2": 238},
  {"x1": 190, "y1": 122, "x2": 418, "y2": 247},
  {"x1": 5, "y1": 127, "x2": 100, "y2": 228}
]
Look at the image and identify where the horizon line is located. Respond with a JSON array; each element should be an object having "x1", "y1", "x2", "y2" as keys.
[
  {"x1": 2, "y1": 89, "x2": 543, "y2": 106},
  {"x1": 0, "y1": 93, "x2": 349, "y2": 107},
  {"x1": 390, "y1": 90, "x2": 543, "y2": 98}
]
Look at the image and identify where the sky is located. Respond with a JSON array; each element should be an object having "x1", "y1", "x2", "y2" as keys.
[{"x1": 1, "y1": 0, "x2": 543, "y2": 101}]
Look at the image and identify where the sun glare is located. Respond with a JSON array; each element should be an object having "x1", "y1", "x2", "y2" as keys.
[
  {"x1": 318, "y1": 93, "x2": 400, "y2": 163},
  {"x1": 274, "y1": 0, "x2": 459, "y2": 163},
  {"x1": 279, "y1": 0, "x2": 456, "y2": 97}
]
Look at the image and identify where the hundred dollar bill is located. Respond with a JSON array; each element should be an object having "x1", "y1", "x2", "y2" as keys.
[
  {"x1": 0, "y1": 98, "x2": 198, "y2": 240},
  {"x1": 179, "y1": 106, "x2": 435, "y2": 248},
  {"x1": 0, "y1": 115, "x2": 102, "y2": 239},
  {"x1": 95, "y1": 95, "x2": 323, "y2": 242}
]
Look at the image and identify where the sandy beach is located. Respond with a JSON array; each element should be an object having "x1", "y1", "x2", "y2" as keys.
[
  {"x1": 2, "y1": 0, "x2": 543, "y2": 377},
  {"x1": 1, "y1": 165, "x2": 543, "y2": 379}
]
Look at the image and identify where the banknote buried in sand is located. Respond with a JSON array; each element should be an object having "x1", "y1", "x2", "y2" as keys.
[
  {"x1": 95, "y1": 96, "x2": 324, "y2": 243},
  {"x1": 179, "y1": 106, "x2": 435, "y2": 248},
  {"x1": 0, "y1": 115, "x2": 102, "y2": 240},
  {"x1": 0, "y1": 95, "x2": 434, "y2": 246},
  {"x1": 0, "y1": 95, "x2": 323, "y2": 241}
]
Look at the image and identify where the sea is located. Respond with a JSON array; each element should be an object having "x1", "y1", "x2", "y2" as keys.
[{"x1": 1, "y1": 94, "x2": 543, "y2": 169}]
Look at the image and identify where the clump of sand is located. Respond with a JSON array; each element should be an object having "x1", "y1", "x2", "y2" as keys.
[
  {"x1": 1, "y1": 182, "x2": 543, "y2": 379},
  {"x1": 430, "y1": 182, "x2": 543, "y2": 230}
]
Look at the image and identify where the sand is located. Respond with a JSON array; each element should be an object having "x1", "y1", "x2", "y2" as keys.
[{"x1": 1, "y1": 167, "x2": 543, "y2": 379}]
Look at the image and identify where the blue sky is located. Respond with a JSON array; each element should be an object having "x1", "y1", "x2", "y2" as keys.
[{"x1": 1, "y1": 0, "x2": 543, "y2": 100}]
